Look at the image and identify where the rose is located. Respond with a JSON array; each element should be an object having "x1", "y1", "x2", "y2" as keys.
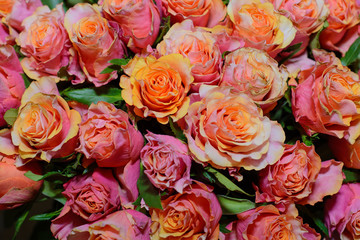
[
  {"x1": 77, "y1": 101, "x2": 144, "y2": 168},
  {"x1": 120, "y1": 54, "x2": 193, "y2": 124},
  {"x1": 227, "y1": 0, "x2": 296, "y2": 57},
  {"x1": 292, "y1": 50, "x2": 360, "y2": 144},
  {"x1": 0, "y1": 45, "x2": 25, "y2": 127},
  {"x1": 0, "y1": 129, "x2": 43, "y2": 210},
  {"x1": 161, "y1": 0, "x2": 226, "y2": 27},
  {"x1": 102, "y1": 0, "x2": 160, "y2": 53},
  {"x1": 223, "y1": 205, "x2": 320, "y2": 240},
  {"x1": 17, "y1": 4, "x2": 82, "y2": 83},
  {"x1": 51, "y1": 168, "x2": 123, "y2": 240},
  {"x1": 184, "y1": 86, "x2": 285, "y2": 170},
  {"x1": 255, "y1": 141, "x2": 344, "y2": 205},
  {"x1": 325, "y1": 183, "x2": 360, "y2": 239},
  {"x1": 64, "y1": 3, "x2": 126, "y2": 87},
  {"x1": 141, "y1": 132, "x2": 192, "y2": 193},
  {"x1": 329, "y1": 137, "x2": 360, "y2": 169},
  {"x1": 220, "y1": 47, "x2": 288, "y2": 114},
  {"x1": 320, "y1": 0, "x2": 360, "y2": 54},
  {"x1": 157, "y1": 20, "x2": 222, "y2": 92},
  {"x1": 67, "y1": 210, "x2": 151, "y2": 240},
  {"x1": 11, "y1": 78, "x2": 81, "y2": 163},
  {"x1": 150, "y1": 182, "x2": 222, "y2": 239}
]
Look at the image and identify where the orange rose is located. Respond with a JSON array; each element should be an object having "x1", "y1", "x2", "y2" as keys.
[
  {"x1": 64, "y1": 3, "x2": 126, "y2": 86},
  {"x1": 157, "y1": 20, "x2": 222, "y2": 92},
  {"x1": 11, "y1": 78, "x2": 81, "y2": 164},
  {"x1": 120, "y1": 54, "x2": 193, "y2": 124},
  {"x1": 329, "y1": 136, "x2": 360, "y2": 169},
  {"x1": 227, "y1": 0, "x2": 296, "y2": 57},
  {"x1": 162, "y1": 0, "x2": 226, "y2": 27}
]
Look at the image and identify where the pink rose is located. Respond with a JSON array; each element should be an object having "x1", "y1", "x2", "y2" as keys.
[
  {"x1": 68, "y1": 210, "x2": 151, "y2": 240},
  {"x1": 141, "y1": 132, "x2": 192, "y2": 193},
  {"x1": 51, "y1": 168, "x2": 123, "y2": 240},
  {"x1": 157, "y1": 20, "x2": 223, "y2": 92},
  {"x1": 64, "y1": 3, "x2": 126, "y2": 86},
  {"x1": 220, "y1": 47, "x2": 288, "y2": 114},
  {"x1": 184, "y1": 85, "x2": 285, "y2": 170},
  {"x1": 102, "y1": 0, "x2": 160, "y2": 53},
  {"x1": 292, "y1": 50, "x2": 360, "y2": 144},
  {"x1": 0, "y1": 45, "x2": 25, "y2": 127},
  {"x1": 17, "y1": 4, "x2": 83, "y2": 83},
  {"x1": 161, "y1": 0, "x2": 226, "y2": 27},
  {"x1": 76, "y1": 101, "x2": 143, "y2": 168},
  {"x1": 0, "y1": 129, "x2": 43, "y2": 210},
  {"x1": 255, "y1": 141, "x2": 344, "y2": 205},
  {"x1": 325, "y1": 183, "x2": 360, "y2": 239},
  {"x1": 150, "y1": 182, "x2": 222, "y2": 239},
  {"x1": 223, "y1": 205, "x2": 320, "y2": 240}
]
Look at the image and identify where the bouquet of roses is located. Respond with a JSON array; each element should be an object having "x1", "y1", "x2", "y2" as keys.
[{"x1": 1, "y1": 0, "x2": 360, "y2": 239}]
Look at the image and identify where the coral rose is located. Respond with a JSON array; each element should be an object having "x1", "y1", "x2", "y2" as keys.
[
  {"x1": 320, "y1": 0, "x2": 360, "y2": 54},
  {"x1": 292, "y1": 50, "x2": 360, "y2": 144},
  {"x1": 0, "y1": 45, "x2": 25, "y2": 127},
  {"x1": 0, "y1": 129, "x2": 42, "y2": 210},
  {"x1": 227, "y1": 0, "x2": 296, "y2": 57},
  {"x1": 255, "y1": 141, "x2": 344, "y2": 205},
  {"x1": 157, "y1": 20, "x2": 222, "y2": 92},
  {"x1": 329, "y1": 136, "x2": 360, "y2": 169},
  {"x1": 223, "y1": 205, "x2": 320, "y2": 240},
  {"x1": 220, "y1": 47, "x2": 288, "y2": 114},
  {"x1": 184, "y1": 86, "x2": 285, "y2": 170},
  {"x1": 11, "y1": 78, "x2": 81, "y2": 164},
  {"x1": 150, "y1": 182, "x2": 221, "y2": 240},
  {"x1": 120, "y1": 54, "x2": 193, "y2": 124},
  {"x1": 51, "y1": 168, "x2": 122, "y2": 240},
  {"x1": 102, "y1": 0, "x2": 160, "y2": 53},
  {"x1": 77, "y1": 101, "x2": 143, "y2": 168},
  {"x1": 17, "y1": 4, "x2": 82, "y2": 82},
  {"x1": 68, "y1": 210, "x2": 151, "y2": 240},
  {"x1": 325, "y1": 183, "x2": 360, "y2": 239},
  {"x1": 141, "y1": 132, "x2": 192, "y2": 193},
  {"x1": 64, "y1": 3, "x2": 126, "y2": 86},
  {"x1": 162, "y1": 0, "x2": 226, "y2": 27}
]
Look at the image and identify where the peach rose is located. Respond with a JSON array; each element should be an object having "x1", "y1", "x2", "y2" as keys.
[
  {"x1": 157, "y1": 20, "x2": 222, "y2": 92},
  {"x1": 120, "y1": 54, "x2": 193, "y2": 124},
  {"x1": 161, "y1": 0, "x2": 226, "y2": 27},
  {"x1": 150, "y1": 182, "x2": 221, "y2": 240},
  {"x1": 11, "y1": 78, "x2": 81, "y2": 164},
  {"x1": 0, "y1": 45, "x2": 25, "y2": 127},
  {"x1": 329, "y1": 136, "x2": 360, "y2": 169},
  {"x1": 227, "y1": 0, "x2": 296, "y2": 57},
  {"x1": 220, "y1": 47, "x2": 288, "y2": 114},
  {"x1": 64, "y1": 3, "x2": 126, "y2": 86},
  {"x1": 292, "y1": 50, "x2": 360, "y2": 144},
  {"x1": 76, "y1": 101, "x2": 144, "y2": 168},
  {"x1": 255, "y1": 141, "x2": 344, "y2": 205},
  {"x1": 0, "y1": 129, "x2": 42, "y2": 210},
  {"x1": 17, "y1": 4, "x2": 83, "y2": 83},
  {"x1": 141, "y1": 132, "x2": 192, "y2": 193},
  {"x1": 320, "y1": 0, "x2": 360, "y2": 54},
  {"x1": 325, "y1": 183, "x2": 360, "y2": 239},
  {"x1": 223, "y1": 205, "x2": 320, "y2": 240},
  {"x1": 184, "y1": 86, "x2": 285, "y2": 170},
  {"x1": 67, "y1": 210, "x2": 151, "y2": 240},
  {"x1": 102, "y1": 0, "x2": 160, "y2": 53}
]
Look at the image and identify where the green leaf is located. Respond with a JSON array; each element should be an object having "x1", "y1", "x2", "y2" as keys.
[
  {"x1": 25, "y1": 170, "x2": 76, "y2": 181},
  {"x1": 12, "y1": 207, "x2": 30, "y2": 240},
  {"x1": 21, "y1": 73, "x2": 31, "y2": 88},
  {"x1": 278, "y1": 42, "x2": 302, "y2": 65},
  {"x1": 217, "y1": 195, "x2": 255, "y2": 215},
  {"x1": 42, "y1": 180, "x2": 66, "y2": 205},
  {"x1": 204, "y1": 167, "x2": 254, "y2": 197},
  {"x1": 298, "y1": 205, "x2": 329, "y2": 237},
  {"x1": 343, "y1": 168, "x2": 360, "y2": 183},
  {"x1": 220, "y1": 224, "x2": 231, "y2": 234},
  {"x1": 41, "y1": 0, "x2": 62, "y2": 9},
  {"x1": 169, "y1": 118, "x2": 187, "y2": 142},
  {"x1": 30, "y1": 208, "x2": 63, "y2": 221},
  {"x1": 4, "y1": 108, "x2": 18, "y2": 126},
  {"x1": 341, "y1": 37, "x2": 360, "y2": 66},
  {"x1": 109, "y1": 58, "x2": 131, "y2": 66},
  {"x1": 153, "y1": 16, "x2": 171, "y2": 46},
  {"x1": 134, "y1": 163, "x2": 163, "y2": 209},
  {"x1": 61, "y1": 86, "x2": 123, "y2": 106},
  {"x1": 310, "y1": 20, "x2": 329, "y2": 50}
]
